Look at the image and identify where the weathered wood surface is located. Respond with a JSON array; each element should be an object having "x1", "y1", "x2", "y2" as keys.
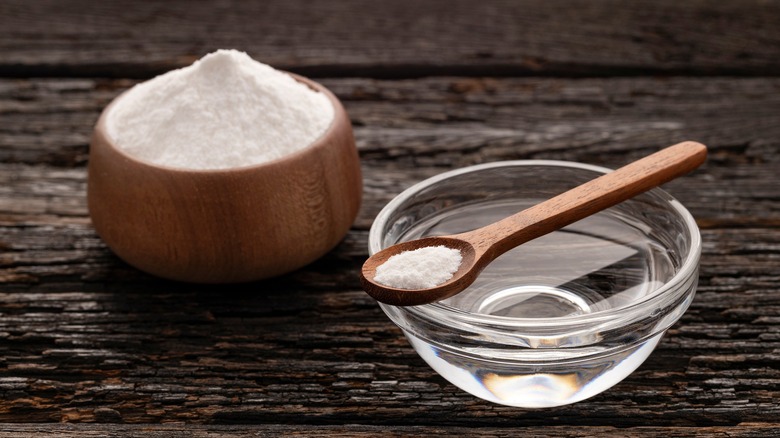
[
  {"x1": 1, "y1": 76, "x2": 778, "y2": 430},
  {"x1": 3, "y1": 77, "x2": 779, "y2": 224},
  {"x1": 0, "y1": 424, "x2": 778, "y2": 437},
  {"x1": 1, "y1": 0, "x2": 779, "y2": 435},
  {"x1": 2, "y1": 0, "x2": 780, "y2": 78}
]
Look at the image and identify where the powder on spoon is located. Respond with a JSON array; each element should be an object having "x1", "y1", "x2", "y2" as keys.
[
  {"x1": 106, "y1": 49, "x2": 334, "y2": 170},
  {"x1": 374, "y1": 246, "x2": 462, "y2": 290}
]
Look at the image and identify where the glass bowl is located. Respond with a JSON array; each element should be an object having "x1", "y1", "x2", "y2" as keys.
[{"x1": 368, "y1": 160, "x2": 700, "y2": 408}]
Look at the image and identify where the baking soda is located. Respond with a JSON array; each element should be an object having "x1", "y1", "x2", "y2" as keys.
[
  {"x1": 106, "y1": 49, "x2": 334, "y2": 170},
  {"x1": 374, "y1": 246, "x2": 462, "y2": 290}
]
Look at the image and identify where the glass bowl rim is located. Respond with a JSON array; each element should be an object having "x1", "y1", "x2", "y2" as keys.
[{"x1": 368, "y1": 159, "x2": 701, "y2": 330}]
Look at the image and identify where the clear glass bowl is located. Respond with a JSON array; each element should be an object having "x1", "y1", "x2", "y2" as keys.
[{"x1": 368, "y1": 161, "x2": 701, "y2": 408}]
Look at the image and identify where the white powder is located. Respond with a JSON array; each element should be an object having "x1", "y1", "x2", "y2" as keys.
[
  {"x1": 106, "y1": 49, "x2": 334, "y2": 170},
  {"x1": 374, "y1": 246, "x2": 463, "y2": 290}
]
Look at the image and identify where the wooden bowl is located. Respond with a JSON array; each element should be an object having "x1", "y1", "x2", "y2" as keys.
[{"x1": 87, "y1": 75, "x2": 362, "y2": 283}]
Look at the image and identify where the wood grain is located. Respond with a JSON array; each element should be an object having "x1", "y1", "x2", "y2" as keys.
[
  {"x1": 0, "y1": 78, "x2": 778, "y2": 424},
  {"x1": 0, "y1": 424, "x2": 779, "y2": 437},
  {"x1": 3, "y1": 77, "x2": 780, "y2": 170},
  {"x1": 1, "y1": 1, "x2": 779, "y2": 433},
  {"x1": 1, "y1": 0, "x2": 779, "y2": 78}
]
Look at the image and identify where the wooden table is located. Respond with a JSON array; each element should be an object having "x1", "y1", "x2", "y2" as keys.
[{"x1": 1, "y1": 1, "x2": 779, "y2": 436}]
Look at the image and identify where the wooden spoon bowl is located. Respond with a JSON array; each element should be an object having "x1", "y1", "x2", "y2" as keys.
[{"x1": 88, "y1": 74, "x2": 362, "y2": 283}]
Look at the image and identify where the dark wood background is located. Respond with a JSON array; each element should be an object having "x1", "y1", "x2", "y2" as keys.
[{"x1": 1, "y1": 1, "x2": 779, "y2": 436}]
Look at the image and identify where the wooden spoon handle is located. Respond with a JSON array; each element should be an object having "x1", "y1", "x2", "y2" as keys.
[{"x1": 466, "y1": 141, "x2": 707, "y2": 258}]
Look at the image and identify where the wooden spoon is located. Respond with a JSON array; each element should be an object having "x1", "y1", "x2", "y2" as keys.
[{"x1": 361, "y1": 141, "x2": 707, "y2": 306}]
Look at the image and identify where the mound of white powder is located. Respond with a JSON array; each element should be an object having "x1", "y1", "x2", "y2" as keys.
[
  {"x1": 374, "y1": 246, "x2": 463, "y2": 290},
  {"x1": 106, "y1": 49, "x2": 334, "y2": 170}
]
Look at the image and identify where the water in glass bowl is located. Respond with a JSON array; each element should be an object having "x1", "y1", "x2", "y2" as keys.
[
  {"x1": 398, "y1": 198, "x2": 677, "y2": 318},
  {"x1": 388, "y1": 198, "x2": 681, "y2": 406}
]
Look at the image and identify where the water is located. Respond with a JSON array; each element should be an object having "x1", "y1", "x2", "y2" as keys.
[
  {"x1": 391, "y1": 199, "x2": 679, "y2": 407},
  {"x1": 398, "y1": 199, "x2": 677, "y2": 318}
]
